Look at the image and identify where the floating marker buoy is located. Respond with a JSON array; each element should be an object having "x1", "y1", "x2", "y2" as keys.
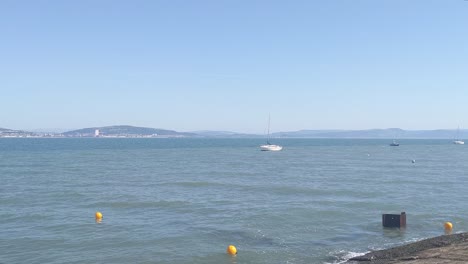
[
  {"x1": 226, "y1": 245, "x2": 237, "y2": 255},
  {"x1": 412, "y1": 159, "x2": 416, "y2": 163},
  {"x1": 444, "y1": 222, "x2": 453, "y2": 231},
  {"x1": 95, "y1": 211, "x2": 103, "y2": 220}
]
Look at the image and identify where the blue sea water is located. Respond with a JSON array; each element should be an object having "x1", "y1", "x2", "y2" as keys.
[{"x1": 1, "y1": 138, "x2": 467, "y2": 263}]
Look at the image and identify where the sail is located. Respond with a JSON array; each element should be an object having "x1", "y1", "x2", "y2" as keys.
[
  {"x1": 260, "y1": 115, "x2": 282, "y2": 151},
  {"x1": 453, "y1": 126, "x2": 464, "y2": 145}
]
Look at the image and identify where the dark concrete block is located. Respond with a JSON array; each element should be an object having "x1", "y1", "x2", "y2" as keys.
[{"x1": 383, "y1": 212, "x2": 406, "y2": 227}]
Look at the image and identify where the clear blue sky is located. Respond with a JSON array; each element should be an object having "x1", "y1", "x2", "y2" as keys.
[{"x1": 1, "y1": 0, "x2": 467, "y2": 133}]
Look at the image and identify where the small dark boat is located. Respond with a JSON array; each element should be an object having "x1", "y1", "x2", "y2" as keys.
[{"x1": 390, "y1": 140, "x2": 399, "y2": 146}]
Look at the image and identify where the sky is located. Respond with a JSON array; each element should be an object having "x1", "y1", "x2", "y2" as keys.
[{"x1": 1, "y1": 0, "x2": 468, "y2": 133}]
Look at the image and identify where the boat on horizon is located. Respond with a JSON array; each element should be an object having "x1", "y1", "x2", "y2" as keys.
[
  {"x1": 390, "y1": 140, "x2": 400, "y2": 146},
  {"x1": 260, "y1": 115, "x2": 282, "y2": 151}
]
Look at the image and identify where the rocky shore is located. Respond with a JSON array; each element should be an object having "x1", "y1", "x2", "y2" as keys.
[{"x1": 347, "y1": 232, "x2": 468, "y2": 264}]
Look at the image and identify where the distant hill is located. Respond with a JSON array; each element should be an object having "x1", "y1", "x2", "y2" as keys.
[
  {"x1": 191, "y1": 130, "x2": 261, "y2": 138},
  {"x1": 63, "y1": 125, "x2": 196, "y2": 137},
  {"x1": 2, "y1": 126, "x2": 466, "y2": 139},
  {"x1": 0, "y1": 127, "x2": 37, "y2": 137},
  {"x1": 0, "y1": 127, "x2": 18, "y2": 132},
  {"x1": 187, "y1": 128, "x2": 466, "y2": 139},
  {"x1": 272, "y1": 128, "x2": 465, "y2": 139}
]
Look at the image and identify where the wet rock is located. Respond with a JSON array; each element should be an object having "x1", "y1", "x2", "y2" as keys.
[{"x1": 348, "y1": 232, "x2": 468, "y2": 264}]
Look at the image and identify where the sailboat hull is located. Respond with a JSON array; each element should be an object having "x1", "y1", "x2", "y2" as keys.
[{"x1": 260, "y1": 144, "x2": 283, "y2": 151}]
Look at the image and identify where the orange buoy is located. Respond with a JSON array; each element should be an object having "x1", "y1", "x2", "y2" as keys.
[
  {"x1": 444, "y1": 222, "x2": 453, "y2": 231},
  {"x1": 95, "y1": 211, "x2": 103, "y2": 220},
  {"x1": 226, "y1": 245, "x2": 237, "y2": 255}
]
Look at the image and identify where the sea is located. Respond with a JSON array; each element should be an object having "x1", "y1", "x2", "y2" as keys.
[{"x1": 1, "y1": 138, "x2": 467, "y2": 264}]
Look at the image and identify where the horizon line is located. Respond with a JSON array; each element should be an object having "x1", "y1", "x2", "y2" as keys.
[{"x1": 2, "y1": 125, "x2": 467, "y2": 134}]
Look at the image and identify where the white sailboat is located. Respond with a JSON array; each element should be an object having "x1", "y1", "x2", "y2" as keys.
[
  {"x1": 390, "y1": 140, "x2": 400, "y2": 146},
  {"x1": 453, "y1": 127, "x2": 464, "y2": 145},
  {"x1": 260, "y1": 115, "x2": 282, "y2": 151}
]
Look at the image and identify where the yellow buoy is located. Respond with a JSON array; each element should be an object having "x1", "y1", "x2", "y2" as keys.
[
  {"x1": 226, "y1": 245, "x2": 237, "y2": 255},
  {"x1": 444, "y1": 222, "x2": 453, "y2": 230},
  {"x1": 95, "y1": 211, "x2": 103, "y2": 220}
]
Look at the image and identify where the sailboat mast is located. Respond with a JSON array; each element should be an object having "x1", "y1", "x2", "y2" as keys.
[
  {"x1": 259, "y1": 114, "x2": 282, "y2": 151},
  {"x1": 267, "y1": 114, "x2": 271, "y2": 144}
]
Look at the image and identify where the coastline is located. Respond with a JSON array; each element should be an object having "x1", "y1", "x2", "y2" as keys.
[{"x1": 347, "y1": 232, "x2": 468, "y2": 264}]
